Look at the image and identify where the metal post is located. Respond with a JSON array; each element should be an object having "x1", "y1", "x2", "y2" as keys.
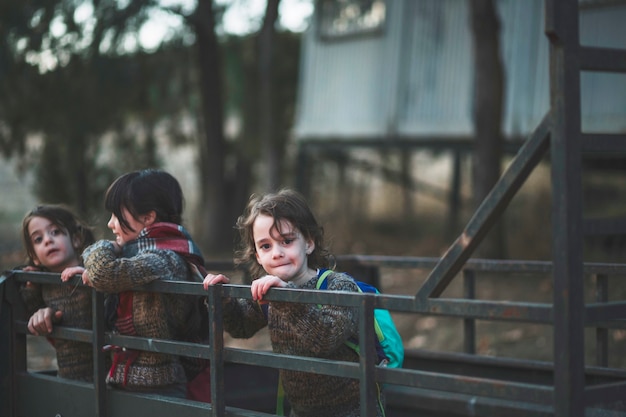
[
  {"x1": 93, "y1": 290, "x2": 107, "y2": 417},
  {"x1": 0, "y1": 276, "x2": 13, "y2": 417},
  {"x1": 545, "y1": 1, "x2": 585, "y2": 416},
  {"x1": 463, "y1": 269, "x2": 476, "y2": 354},
  {"x1": 208, "y1": 284, "x2": 225, "y2": 417},
  {"x1": 358, "y1": 294, "x2": 377, "y2": 417},
  {"x1": 595, "y1": 274, "x2": 609, "y2": 367}
]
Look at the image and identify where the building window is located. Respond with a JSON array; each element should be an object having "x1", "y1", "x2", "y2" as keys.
[{"x1": 318, "y1": 0, "x2": 386, "y2": 40}]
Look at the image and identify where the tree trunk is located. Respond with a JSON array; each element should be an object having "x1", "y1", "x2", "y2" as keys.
[
  {"x1": 192, "y1": 0, "x2": 229, "y2": 252},
  {"x1": 258, "y1": 0, "x2": 281, "y2": 192},
  {"x1": 470, "y1": 0, "x2": 506, "y2": 259}
]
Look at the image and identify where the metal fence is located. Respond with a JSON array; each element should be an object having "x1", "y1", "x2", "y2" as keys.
[{"x1": 3, "y1": 255, "x2": 626, "y2": 417}]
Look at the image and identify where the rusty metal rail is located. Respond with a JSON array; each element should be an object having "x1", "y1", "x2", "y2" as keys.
[{"x1": 2, "y1": 256, "x2": 626, "y2": 417}]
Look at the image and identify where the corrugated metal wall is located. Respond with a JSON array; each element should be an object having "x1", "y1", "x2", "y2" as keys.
[
  {"x1": 294, "y1": 0, "x2": 626, "y2": 141},
  {"x1": 580, "y1": 4, "x2": 626, "y2": 133},
  {"x1": 294, "y1": 2, "x2": 396, "y2": 137},
  {"x1": 397, "y1": 0, "x2": 472, "y2": 136}
]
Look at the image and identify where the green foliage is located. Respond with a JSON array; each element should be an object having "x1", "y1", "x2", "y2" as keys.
[
  {"x1": 0, "y1": 0, "x2": 303, "y2": 244},
  {"x1": 0, "y1": 0, "x2": 199, "y2": 218}
]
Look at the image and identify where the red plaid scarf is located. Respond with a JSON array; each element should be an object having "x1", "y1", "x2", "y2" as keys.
[{"x1": 122, "y1": 222, "x2": 207, "y2": 276}]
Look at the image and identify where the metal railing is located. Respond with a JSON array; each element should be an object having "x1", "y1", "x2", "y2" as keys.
[{"x1": 3, "y1": 256, "x2": 626, "y2": 417}]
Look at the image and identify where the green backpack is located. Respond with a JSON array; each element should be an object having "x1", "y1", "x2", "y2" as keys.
[{"x1": 315, "y1": 269, "x2": 404, "y2": 369}]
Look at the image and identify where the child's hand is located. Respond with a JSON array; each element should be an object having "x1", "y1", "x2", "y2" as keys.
[
  {"x1": 203, "y1": 273, "x2": 230, "y2": 290},
  {"x1": 28, "y1": 307, "x2": 63, "y2": 336},
  {"x1": 251, "y1": 275, "x2": 287, "y2": 302},
  {"x1": 22, "y1": 265, "x2": 42, "y2": 272},
  {"x1": 21, "y1": 266, "x2": 42, "y2": 289},
  {"x1": 81, "y1": 269, "x2": 92, "y2": 286},
  {"x1": 61, "y1": 266, "x2": 85, "y2": 282}
]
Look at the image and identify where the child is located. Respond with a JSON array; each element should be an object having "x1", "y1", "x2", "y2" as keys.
[
  {"x1": 203, "y1": 189, "x2": 385, "y2": 417},
  {"x1": 19, "y1": 204, "x2": 96, "y2": 382},
  {"x1": 66, "y1": 169, "x2": 208, "y2": 399}
]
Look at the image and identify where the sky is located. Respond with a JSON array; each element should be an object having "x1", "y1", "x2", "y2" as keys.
[
  {"x1": 140, "y1": 0, "x2": 314, "y2": 49},
  {"x1": 219, "y1": 0, "x2": 314, "y2": 33}
]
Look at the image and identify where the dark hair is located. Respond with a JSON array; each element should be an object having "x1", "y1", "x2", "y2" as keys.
[
  {"x1": 234, "y1": 189, "x2": 332, "y2": 277},
  {"x1": 22, "y1": 204, "x2": 95, "y2": 266},
  {"x1": 105, "y1": 169, "x2": 184, "y2": 233}
]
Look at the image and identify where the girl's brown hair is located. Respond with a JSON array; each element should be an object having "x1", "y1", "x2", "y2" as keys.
[
  {"x1": 234, "y1": 189, "x2": 333, "y2": 278},
  {"x1": 22, "y1": 204, "x2": 95, "y2": 267}
]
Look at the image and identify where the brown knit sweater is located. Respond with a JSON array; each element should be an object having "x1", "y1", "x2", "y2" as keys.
[
  {"x1": 82, "y1": 239, "x2": 197, "y2": 390},
  {"x1": 20, "y1": 278, "x2": 93, "y2": 382},
  {"x1": 221, "y1": 270, "x2": 385, "y2": 417}
]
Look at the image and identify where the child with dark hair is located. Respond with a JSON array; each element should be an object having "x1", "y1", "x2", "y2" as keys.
[
  {"x1": 63, "y1": 169, "x2": 208, "y2": 399},
  {"x1": 20, "y1": 204, "x2": 96, "y2": 382},
  {"x1": 204, "y1": 189, "x2": 386, "y2": 417}
]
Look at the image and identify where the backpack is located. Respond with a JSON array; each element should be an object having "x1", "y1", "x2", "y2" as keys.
[
  {"x1": 273, "y1": 269, "x2": 402, "y2": 415},
  {"x1": 316, "y1": 269, "x2": 404, "y2": 369}
]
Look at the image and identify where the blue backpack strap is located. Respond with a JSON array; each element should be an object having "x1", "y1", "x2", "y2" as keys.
[
  {"x1": 315, "y1": 269, "x2": 333, "y2": 289},
  {"x1": 316, "y1": 269, "x2": 387, "y2": 416},
  {"x1": 259, "y1": 301, "x2": 269, "y2": 319},
  {"x1": 318, "y1": 270, "x2": 404, "y2": 368}
]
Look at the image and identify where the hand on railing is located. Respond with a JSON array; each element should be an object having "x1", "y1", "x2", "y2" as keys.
[
  {"x1": 251, "y1": 275, "x2": 287, "y2": 303},
  {"x1": 203, "y1": 273, "x2": 230, "y2": 290},
  {"x1": 61, "y1": 266, "x2": 92, "y2": 286},
  {"x1": 28, "y1": 307, "x2": 63, "y2": 336}
]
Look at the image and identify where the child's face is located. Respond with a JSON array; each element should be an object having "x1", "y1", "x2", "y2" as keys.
[
  {"x1": 107, "y1": 207, "x2": 145, "y2": 246},
  {"x1": 27, "y1": 216, "x2": 80, "y2": 273},
  {"x1": 253, "y1": 214, "x2": 315, "y2": 284}
]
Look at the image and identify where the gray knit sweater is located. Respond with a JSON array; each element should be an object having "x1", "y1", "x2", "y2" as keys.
[
  {"x1": 20, "y1": 279, "x2": 93, "y2": 382},
  {"x1": 221, "y1": 270, "x2": 385, "y2": 417},
  {"x1": 82, "y1": 239, "x2": 196, "y2": 390}
]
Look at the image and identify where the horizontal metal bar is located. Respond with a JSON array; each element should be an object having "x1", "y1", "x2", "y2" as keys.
[
  {"x1": 220, "y1": 354, "x2": 556, "y2": 406},
  {"x1": 580, "y1": 46, "x2": 626, "y2": 73},
  {"x1": 404, "y1": 348, "x2": 626, "y2": 385},
  {"x1": 386, "y1": 385, "x2": 554, "y2": 417},
  {"x1": 224, "y1": 348, "x2": 362, "y2": 379},
  {"x1": 420, "y1": 299, "x2": 553, "y2": 323},
  {"x1": 386, "y1": 367, "x2": 554, "y2": 405},
  {"x1": 221, "y1": 286, "x2": 555, "y2": 321},
  {"x1": 586, "y1": 302, "x2": 626, "y2": 323},
  {"x1": 106, "y1": 334, "x2": 212, "y2": 359},
  {"x1": 584, "y1": 217, "x2": 626, "y2": 236},
  {"x1": 582, "y1": 133, "x2": 626, "y2": 155},
  {"x1": 585, "y1": 380, "x2": 626, "y2": 408},
  {"x1": 15, "y1": 321, "x2": 93, "y2": 343},
  {"x1": 591, "y1": 320, "x2": 626, "y2": 330},
  {"x1": 297, "y1": 136, "x2": 526, "y2": 154},
  {"x1": 10, "y1": 271, "x2": 626, "y2": 323},
  {"x1": 340, "y1": 255, "x2": 555, "y2": 274},
  {"x1": 337, "y1": 255, "x2": 626, "y2": 276}
]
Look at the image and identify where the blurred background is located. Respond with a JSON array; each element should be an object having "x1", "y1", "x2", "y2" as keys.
[
  {"x1": 3, "y1": 0, "x2": 626, "y2": 369},
  {"x1": 2, "y1": 0, "x2": 626, "y2": 265}
]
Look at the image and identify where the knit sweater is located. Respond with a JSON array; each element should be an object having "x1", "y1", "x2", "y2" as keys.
[
  {"x1": 221, "y1": 270, "x2": 385, "y2": 417},
  {"x1": 82, "y1": 239, "x2": 197, "y2": 390},
  {"x1": 20, "y1": 278, "x2": 93, "y2": 382}
]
